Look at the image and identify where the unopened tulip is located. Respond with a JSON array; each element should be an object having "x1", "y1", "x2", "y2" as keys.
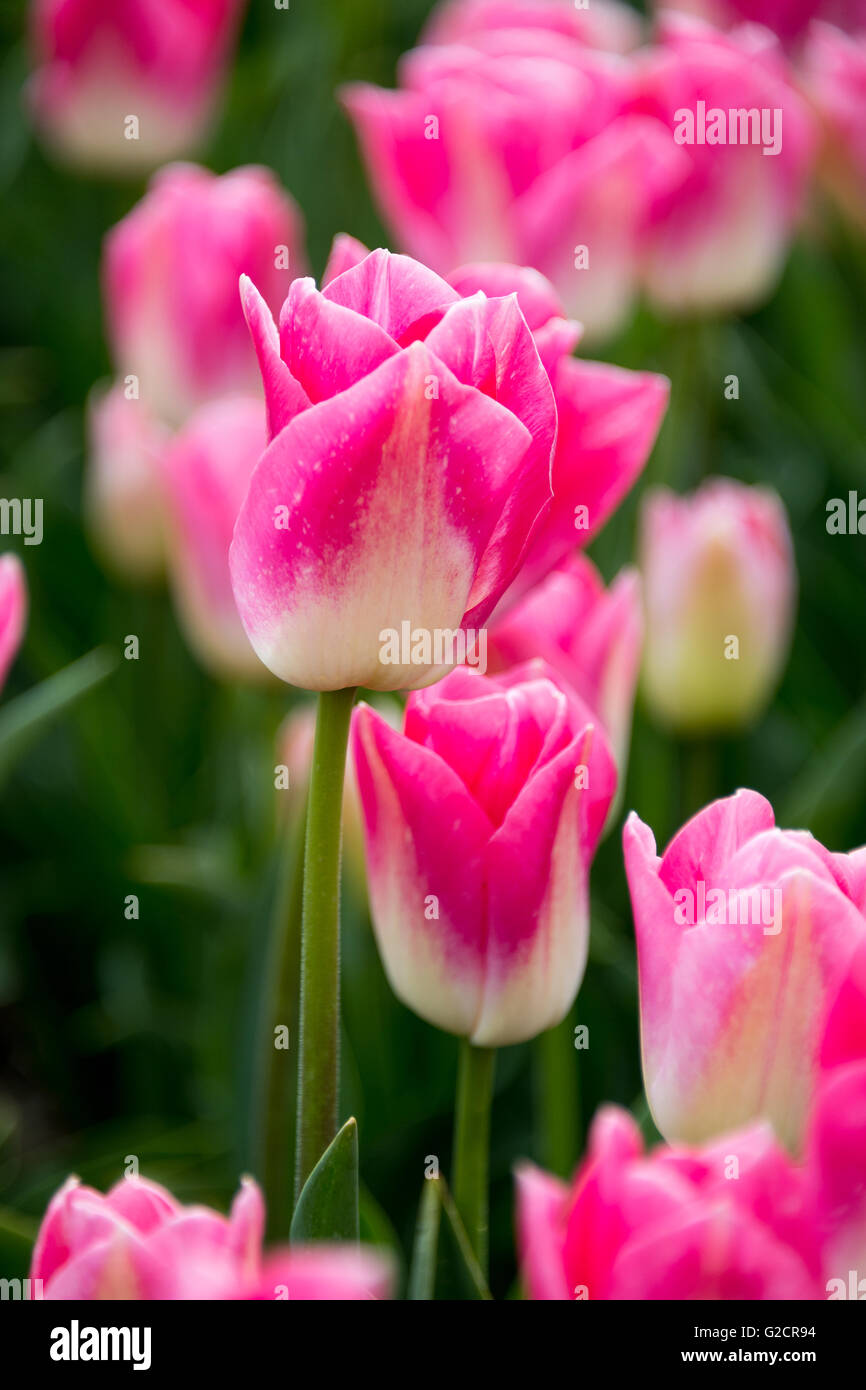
[
  {"x1": 320, "y1": 240, "x2": 669, "y2": 609},
  {"x1": 28, "y1": 0, "x2": 246, "y2": 174},
  {"x1": 489, "y1": 554, "x2": 643, "y2": 779},
  {"x1": 342, "y1": 29, "x2": 686, "y2": 340},
  {"x1": 803, "y1": 22, "x2": 866, "y2": 228},
  {"x1": 104, "y1": 164, "x2": 305, "y2": 426},
  {"x1": 85, "y1": 383, "x2": 169, "y2": 581},
  {"x1": 635, "y1": 17, "x2": 816, "y2": 313},
  {"x1": 230, "y1": 247, "x2": 559, "y2": 691},
  {"x1": 161, "y1": 396, "x2": 267, "y2": 680},
  {"x1": 0, "y1": 554, "x2": 27, "y2": 693},
  {"x1": 32, "y1": 1173, "x2": 391, "y2": 1300},
  {"x1": 639, "y1": 479, "x2": 795, "y2": 732},
  {"x1": 352, "y1": 662, "x2": 616, "y2": 1046},
  {"x1": 623, "y1": 789, "x2": 866, "y2": 1150},
  {"x1": 517, "y1": 1104, "x2": 819, "y2": 1299}
]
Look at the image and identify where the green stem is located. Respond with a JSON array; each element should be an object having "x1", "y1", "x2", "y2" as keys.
[
  {"x1": 452, "y1": 1040, "x2": 496, "y2": 1277},
  {"x1": 535, "y1": 1009, "x2": 581, "y2": 1177},
  {"x1": 294, "y1": 686, "x2": 356, "y2": 1197}
]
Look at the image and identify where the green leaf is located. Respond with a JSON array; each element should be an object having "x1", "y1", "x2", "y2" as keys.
[
  {"x1": 290, "y1": 1116, "x2": 359, "y2": 1243},
  {"x1": 406, "y1": 1175, "x2": 492, "y2": 1301},
  {"x1": 0, "y1": 646, "x2": 118, "y2": 787}
]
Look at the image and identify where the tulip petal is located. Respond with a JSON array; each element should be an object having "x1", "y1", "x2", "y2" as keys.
[{"x1": 240, "y1": 274, "x2": 311, "y2": 440}]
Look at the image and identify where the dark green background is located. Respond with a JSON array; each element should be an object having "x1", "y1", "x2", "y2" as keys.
[{"x1": 1, "y1": 0, "x2": 864, "y2": 1296}]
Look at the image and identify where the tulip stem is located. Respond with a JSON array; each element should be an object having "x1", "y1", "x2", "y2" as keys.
[
  {"x1": 294, "y1": 686, "x2": 356, "y2": 1199},
  {"x1": 452, "y1": 1040, "x2": 496, "y2": 1277},
  {"x1": 535, "y1": 1009, "x2": 581, "y2": 1177}
]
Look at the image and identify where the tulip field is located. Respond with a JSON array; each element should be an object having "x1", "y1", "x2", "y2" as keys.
[{"x1": 1, "y1": 0, "x2": 866, "y2": 1331}]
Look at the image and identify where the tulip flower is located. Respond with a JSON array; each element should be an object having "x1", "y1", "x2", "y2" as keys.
[
  {"x1": 85, "y1": 383, "x2": 169, "y2": 581},
  {"x1": 342, "y1": 30, "x2": 686, "y2": 340},
  {"x1": 353, "y1": 663, "x2": 616, "y2": 1048},
  {"x1": 0, "y1": 554, "x2": 27, "y2": 694},
  {"x1": 28, "y1": 0, "x2": 246, "y2": 174},
  {"x1": 639, "y1": 478, "x2": 795, "y2": 732},
  {"x1": 31, "y1": 1172, "x2": 391, "y2": 1300},
  {"x1": 160, "y1": 396, "x2": 267, "y2": 681},
  {"x1": 803, "y1": 22, "x2": 866, "y2": 229},
  {"x1": 322, "y1": 239, "x2": 669, "y2": 613},
  {"x1": 229, "y1": 246, "x2": 559, "y2": 693},
  {"x1": 623, "y1": 789, "x2": 866, "y2": 1151},
  {"x1": 103, "y1": 163, "x2": 305, "y2": 427},
  {"x1": 516, "y1": 1104, "x2": 819, "y2": 1299},
  {"x1": 635, "y1": 17, "x2": 816, "y2": 314},
  {"x1": 489, "y1": 553, "x2": 643, "y2": 779}
]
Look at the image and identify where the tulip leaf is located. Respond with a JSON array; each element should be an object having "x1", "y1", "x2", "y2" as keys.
[
  {"x1": 0, "y1": 645, "x2": 118, "y2": 787},
  {"x1": 407, "y1": 1175, "x2": 492, "y2": 1301},
  {"x1": 290, "y1": 1116, "x2": 359, "y2": 1244}
]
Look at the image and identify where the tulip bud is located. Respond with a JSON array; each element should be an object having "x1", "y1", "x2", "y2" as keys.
[
  {"x1": 103, "y1": 164, "x2": 306, "y2": 426},
  {"x1": 159, "y1": 396, "x2": 268, "y2": 681},
  {"x1": 352, "y1": 662, "x2": 616, "y2": 1046},
  {"x1": 516, "y1": 1103, "x2": 818, "y2": 1299},
  {"x1": 0, "y1": 554, "x2": 27, "y2": 693},
  {"x1": 623, "y1": 789, "x2": 866, "y2": 1151},
  {"x1": 31, "y1": 1173, "x2": 391, "y2": 1299},
  {"x1": 639, "y1": 478, "x2": 795, "y2": 732},
  {"x1": 28, "y1": 0, "x2": 246, "y2": 174},
  {"x1": 85, "y1": 383, "x2": 169, "y2": 581},
  {"x1": 489, "y1": 553, "x2": 643, "y2": 781}
]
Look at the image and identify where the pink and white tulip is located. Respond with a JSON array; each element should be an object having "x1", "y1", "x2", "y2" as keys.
[
  {"x1": 803, "y1": 22, "x2": 866, "y2": 228},
  {"x1": 352, "y1": 663, "x2": 616, "y2": 1046},
  {"x1": 342, "y1": 28, "x2": 686, "y2": 340},
  {"x1": 516, "y1": 1105, "x2": 818, "y2": 1299},
  {"x1": 0, "y1": 554, "x2": 27, "y2": 693},
  {"x1": 104, "y1": 164, "x2": 305, "y2": 427},
  {"x1": 85, "y1": 383, "x2": 169, "y2": 581},
  {"x1": 489, "y1": 553, "x2": 643, "y2": 780},
  {"x1": 230, "y1": 247, "x2": 559, "y2": 691},
  {"x1": 28, "y1": 0, "x2": 246, "y2": 174},
  {"x1": 639, "y1": 478, "x2": 795, "y2": 732},
  {"x1": 635, "y1": 16, "x2": 816, "y2": 313},
  {"x1": 160, "y1": 396, "x2": 267, "y2": 681},
  {"x1": 31, "y1": 1173, "x2": 391, "y2": 1300},
  {"x1": 623, "y1": 789, "x2": 866, "y2": 1150}
]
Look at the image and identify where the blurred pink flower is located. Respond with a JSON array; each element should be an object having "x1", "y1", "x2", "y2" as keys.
[
  {"x1": 489, "y1": 552, "x2": 643, "y2": 780},
  {"x1": 86, "y1": 383, "x2": 169, "y2": 581},
  {"x1": 803, "y1": 21, "x2": 866, "y2": 227},
  {"x1": 342, "y1": 26, "x2": 685, "y2": 340},
  {"x1": 352, "y1": 663, "x2": 616, "y2": 1046},
  {"x1": 639, "y1": 478, "x2": 795, "y2": 732},
  {"x1": 28, "y1": 0, "x2": 247, "y2": 173},
  {"x1": 31, "y1": 1173, "x2": 391, "y2": 1300},
  {"x1": 423, "y1": 0, "x2": 643, "y2": 53},
  {"x1": 634, "y1": 16, "x2": 817, "y2": 313},
  {"x1": 654, "y1": 2, "x2": 866, "y2": 46},
  {"x1": 0, "y1": 554, "x2": 27, "y2": 693},
  {"x1": 160, "y1": 396, "x2": 268, "y2": 680},
  {"x1": 103, "y1": 163, "x2": 305, "y2": 427},
  {"x1": 623, "y1": 789, "x2": 866, "y2": 1150}
]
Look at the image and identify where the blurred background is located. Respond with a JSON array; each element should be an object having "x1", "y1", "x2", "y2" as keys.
[{"x1": 1, "y1": 0, "x2": 865, "y2": 1297}]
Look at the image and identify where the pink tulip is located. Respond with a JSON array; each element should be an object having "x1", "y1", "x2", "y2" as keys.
[
  {"x1": 104, "y1": 163, "x2": 305, "y2": 426},
  {"x1": 352, "y1": 662, "x2": 616, "y2": 1046},
  {"x1": 639, "y1": 478, "x2": 795, "y2": 732},
  {"x1": 635, "y1": 16, "x2": 816, "y2": 313},
  {"x1": 230, "y1": 246, "x2": 559, "y2": 691},
  {"x1": 85, "y1": 383, "x2": 169, "y2": 581},
  {"x1": 423, "y1": 0, "x2": 643, "y2": 53},
  {"x1": 322, "y1": 239, "x2": 668, "y2": 612},
  {"x1": 31, "y1": 1173, "x2": 391, "y2": 1300},
  {"x1": 342, "y1": 29, "x2": 686, "y2": 340},
  {"x1": 654, "y1": 2, "x2": 866, "y2": 46},
  {"x1": 0, "y1": 554, "x2": 27, "y2": 693},
  {"x1": 160, "y1": 395, "x2": 267, "y2": 680},
  {"x1": 516, "y1": 1105, "x2": 819, "y2": 1299},
  {"x1": 489, "y1": 553, "x2": 643, "y2": 780},
  {"x1": 28, "y1": 0, "x2": 246, "y2": 173},
  {"x1": 623, "y1": 789, "x2": 866, "y2": 1150},
  {"x1": 803, "y1": 22, "x2": 866, "y2": 228}
]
